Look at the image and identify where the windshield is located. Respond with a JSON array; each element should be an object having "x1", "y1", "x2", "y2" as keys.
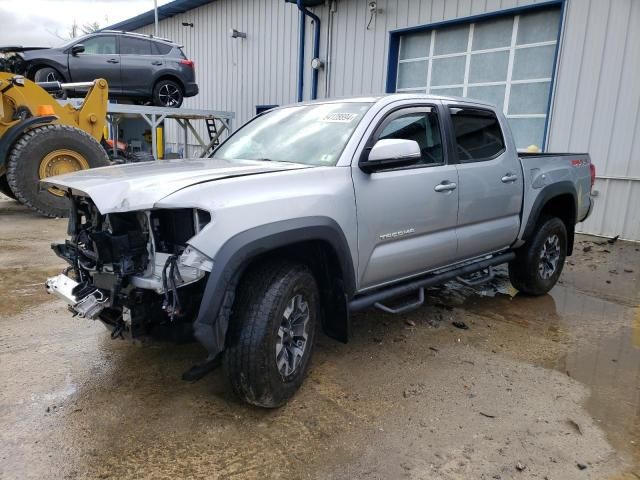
[{"x1": 213, "y1": 102, "x2": 373, "y2": 166}]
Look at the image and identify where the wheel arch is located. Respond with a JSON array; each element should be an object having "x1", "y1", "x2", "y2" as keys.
[
  {"x1": 153, "y1": 73, "x2": 184, "y2": 92},
  {"x1": 192, "y1": 217, "x2": 356, "y2": 357},
  {"x1": 523, "y1": 181, "x2": 577, "y2": 255},
  {"x1": 25, "y1": 62, "x2": 68, "y2": 82}
]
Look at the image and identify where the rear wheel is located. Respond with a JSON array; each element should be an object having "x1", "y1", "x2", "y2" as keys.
[
  {"x1": 224, "y1": 260, "x2": 319, "y2": 408},
  {"x1": 509, "y1": 216, "x2": 567, "y2": 296},
  {"x1": 6, "y1": 125, "x2": 109, "y2": 217},
  {"x1": 152, "y1": 79, "x2": 183, "y2": 108}
]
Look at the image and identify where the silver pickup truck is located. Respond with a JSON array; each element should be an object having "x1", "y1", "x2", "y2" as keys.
[{"x1": 44, "y1": 94, "x2": 595, "y2": 407}]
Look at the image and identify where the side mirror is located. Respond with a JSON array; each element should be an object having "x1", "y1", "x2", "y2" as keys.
[
  {"x1": 71, "y1": 44, "x2": 85, "y2": 55},
  {"x1": 359, "y1": 139, "x2": 421, "y2": 173}
]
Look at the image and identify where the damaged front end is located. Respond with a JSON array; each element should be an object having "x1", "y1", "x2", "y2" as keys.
[{"x1": 47, "y1": 195, "x2": 213, "y2": 340}]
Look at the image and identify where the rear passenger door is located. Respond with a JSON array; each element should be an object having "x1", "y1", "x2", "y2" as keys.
[
  {"x1": 353, "y1": 104, "x2": 459, "y2": 290},
  {"x1": 119, "y1": 36, "x2": 156, "y2": 96},
  {"x1": 448, "y1": 106, "x2": 523, "y2": 260}
]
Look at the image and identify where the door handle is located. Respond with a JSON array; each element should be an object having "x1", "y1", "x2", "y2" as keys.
[
  {"x1": 501, "y1": 173, "x2": 518, "y2": 183},
  {"x1": 106, "y1": 58, "x2": 119, "y2": 64},
  {"x1": 151, "y1": 61, "x2": 163, "y2": 66},
  {"x1": 434, "y1": 181, "x2": 457, "y2": 192}
]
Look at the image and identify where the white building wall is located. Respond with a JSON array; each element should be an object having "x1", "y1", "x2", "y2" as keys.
[
  {"x1": 548, "y1": 0, "x2": 640, "y2": 240},
  {"x1": 136, "y1": 0, "x2": 640, "y2": 240}
]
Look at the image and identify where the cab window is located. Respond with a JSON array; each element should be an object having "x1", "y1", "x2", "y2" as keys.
[
  {"x1": 450, "y1": 108, "x2": 506, "y2": 161},
  {"x1": 378, "y1": 109, "x2": 444, "y2": 166}
]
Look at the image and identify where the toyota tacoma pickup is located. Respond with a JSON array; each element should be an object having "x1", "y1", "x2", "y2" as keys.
[{"x1": 44, "y1": 95, "x2": 595, "y2": 407}]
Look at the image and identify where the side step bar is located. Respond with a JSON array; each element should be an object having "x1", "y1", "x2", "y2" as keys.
[{"x1": 348, "y1": 252, "x2": 515, "y2": 313}]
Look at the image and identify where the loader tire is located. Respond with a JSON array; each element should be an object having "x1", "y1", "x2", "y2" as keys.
[
  {"x1": 509, "y1": 216, "x2": 567, "y2": 296},
  {"x1": 6, "y1": 125, "x2": 109, "y2": 218},
  {"x1": 224, "y1": 260, "x2": 319, "y2": 408},
  {"x1": 0, "y1": 175, "x2": 16, "y2": 199}
]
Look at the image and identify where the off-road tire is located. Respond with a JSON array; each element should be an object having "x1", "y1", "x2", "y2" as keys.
[
  {"x1": 509, "y1": 216, "x2": 567, "y2": 296},
  {"x1": 152, "y1": 79, "x2": 183, "y2": 108},
  {"x1": 0, "y1": 175, "x2": 16, "y2": 199},
  {"x1": 224, "y1": 260, "x2": 319, "y2": 408},
  {"x1": 6, "y1": 125, "x2": 109, "y2": 218},
  {"x1": 129, "y1": 151, "x2": 155, "y2": 163}
]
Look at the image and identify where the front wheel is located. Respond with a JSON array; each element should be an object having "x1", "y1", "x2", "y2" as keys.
[
  {"x1": 224, "y1": 260, "x2": 319, "y2": 408},
  {"x1": 509, "y1": 216, "x2": 567, "y2": 296},
  {"x1": 33, "y1": 67, "x2": 64, "y2": 83}
]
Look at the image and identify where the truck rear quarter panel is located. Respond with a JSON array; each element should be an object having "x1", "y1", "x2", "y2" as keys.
[{"x1": 517, "y1": 153, "x2": 592, "y2": 243}]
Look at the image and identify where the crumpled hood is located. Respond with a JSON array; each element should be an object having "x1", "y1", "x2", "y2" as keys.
[{"x1": 42, "y1": 158, "x2": 310, "y2": 213}]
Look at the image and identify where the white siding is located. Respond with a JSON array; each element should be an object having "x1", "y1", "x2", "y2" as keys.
[
  {"x1": 548, "y1": 0, "x2": 640, "y2": 240},
  {"x1": 137, "y1": 0, "x2": 300, "y2": 128},
  {"x1": 135, "y1": 0, "x2": 640, "y2": 240}
]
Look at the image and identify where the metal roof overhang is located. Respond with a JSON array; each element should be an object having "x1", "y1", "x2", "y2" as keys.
[{"x1": 106, "y1": 0, "x2": 217, "y2": 32}]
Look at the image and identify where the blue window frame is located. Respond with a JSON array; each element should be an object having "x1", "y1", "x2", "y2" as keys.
[{"x1": 385, "y1": 0, "x2": 565, "y2": 151}]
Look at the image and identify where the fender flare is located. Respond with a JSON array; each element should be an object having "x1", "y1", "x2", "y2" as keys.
[
  {"x1": 522, "y1": 181, "x2": 578, "y2": 254},
  {"x1": 192, "y1": 216, "x2": 356, "y2": 356},
  {"x1": 0, "y1": 116, "x2": 57, "y2": 169}
]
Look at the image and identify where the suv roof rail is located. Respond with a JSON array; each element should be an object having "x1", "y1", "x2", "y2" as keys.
[{"x1": 99, "y1": 30, "x2": 175, "y2": 45}]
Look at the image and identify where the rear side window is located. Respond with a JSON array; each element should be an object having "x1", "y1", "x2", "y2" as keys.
[
  {"x1": 120, "y1": 37, "x2": 152, "y2": 55},
  {"x1": 378, "y1": 109, "x2": 444, "y2": 166},
  {"x1": 152, "y1": 42, "x2": 173, "y2": 55},
  {"x1": 450, "y1": 108, "x2": 505, "y2": 161}
]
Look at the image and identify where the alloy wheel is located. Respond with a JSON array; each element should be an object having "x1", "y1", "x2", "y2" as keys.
[
  {"x1": 275, "y1": 294, "x2": 310, "y2": 378},
  {"x1": 158, "y1": 84, "x2": 181, "y2": 107},
  {"x1": 538, "y1": 234, "x2": 561, "y2": 279}
]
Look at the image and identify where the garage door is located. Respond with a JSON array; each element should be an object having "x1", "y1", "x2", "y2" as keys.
[{"x1": 394, "y1": 6, "x2": 562, "y2": 150}]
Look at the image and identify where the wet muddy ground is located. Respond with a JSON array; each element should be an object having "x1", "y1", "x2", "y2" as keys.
[{"x1": 0, "y1": 196, "x2": 638, "y2": 479}]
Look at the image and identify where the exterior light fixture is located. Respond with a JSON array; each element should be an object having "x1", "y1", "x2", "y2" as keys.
[
  {"x1": 182, "y1": 22, "x2": 194, "y2": 27},
  {"x1": 230, "y1": 29, "x2": 247, "y2": 39}
]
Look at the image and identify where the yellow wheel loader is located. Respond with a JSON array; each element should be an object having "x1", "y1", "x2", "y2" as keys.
[{"x1": 0, "y1": 73, "x2": 109, "y2": 217}]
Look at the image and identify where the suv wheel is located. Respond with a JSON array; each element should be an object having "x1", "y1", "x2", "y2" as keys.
[
  {"x1": 153, "y1": 79, "x2": 183, "y2": 108},
  {"x1": 224, "y1": 260, "x2": 319, "y2": 408},
  {"x1": 33, "y1": 67, "x2": 63, "y2": 83},
  {"x1": 509, "y1": 216, "x2": 567, "y2": 296}
]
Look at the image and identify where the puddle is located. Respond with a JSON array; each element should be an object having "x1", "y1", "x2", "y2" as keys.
[{"x1": 431, "y1": 271, "x2": 640, "y2": 468}]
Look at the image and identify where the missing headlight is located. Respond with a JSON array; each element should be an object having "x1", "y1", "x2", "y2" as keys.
[{"x1": 150, "y1": 208, "x2": 211, "y2": 255}]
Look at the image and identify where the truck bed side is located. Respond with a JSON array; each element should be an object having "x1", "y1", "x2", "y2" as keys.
[{"x1": 516, "y1": 153, "x2": 593, "y2": 247}]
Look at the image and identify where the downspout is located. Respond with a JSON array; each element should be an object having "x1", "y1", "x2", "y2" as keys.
[
  {"x1": 296, "y1": 8, "x2": 305, "y2": 102},
  {"x1": 296, "y1": 0, "x2": 321, "y2": 100}
]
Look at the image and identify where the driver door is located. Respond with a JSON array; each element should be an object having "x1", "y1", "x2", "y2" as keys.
[
  {"x1": 352, "y1": 105, "x2": 459, "y2": 290},
  {"x1": 67, "y1": 35, "x2": 121, "y2": 90}
]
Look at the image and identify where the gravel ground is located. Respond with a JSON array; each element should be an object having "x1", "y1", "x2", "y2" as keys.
[{"x1": 0, "y1": 196, "x2": 638, "y2": 479}]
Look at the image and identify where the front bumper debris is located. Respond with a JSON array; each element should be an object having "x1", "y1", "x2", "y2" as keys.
[{"x1": 45, "y1": 274, "x2": 108, "y2": 319}]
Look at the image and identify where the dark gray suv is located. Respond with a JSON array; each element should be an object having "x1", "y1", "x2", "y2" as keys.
[{"x1": 21, "y1": 31, "x2": 198, "y2": 108}]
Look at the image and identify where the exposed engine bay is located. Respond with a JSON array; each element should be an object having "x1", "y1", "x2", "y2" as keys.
[
  {"x1": 46, "y1": 195, "x2": 213, "y2": 340},
  {"x1": 0, "y1": 50, "x2": 27, "y2": 75}
]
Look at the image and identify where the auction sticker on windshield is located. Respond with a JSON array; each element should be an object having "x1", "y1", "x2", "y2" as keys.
[{"x1": 321, "y1": 113, "x2": 359, "y2": 122}]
